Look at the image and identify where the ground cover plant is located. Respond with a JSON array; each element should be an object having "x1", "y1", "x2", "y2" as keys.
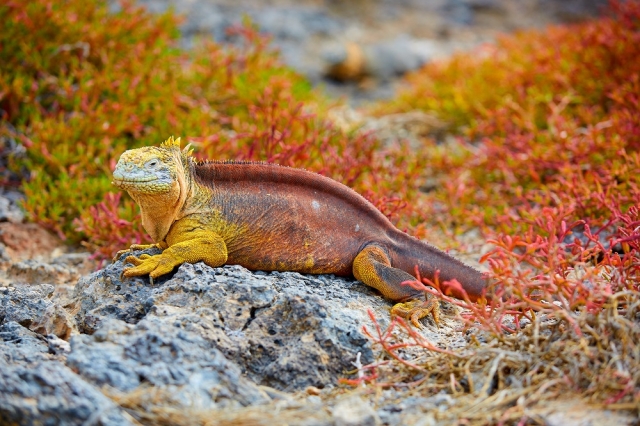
[
  {"x1": 352, "y1": 1, "x2": 640, "y2": 423},
  {"x1": 0, "y1": 0, "x2": 428, "y2": 260}
]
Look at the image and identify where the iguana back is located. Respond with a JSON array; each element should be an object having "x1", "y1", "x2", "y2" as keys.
[{"x1": 193, "y1": 160, "x2": 391, "y2": 276}]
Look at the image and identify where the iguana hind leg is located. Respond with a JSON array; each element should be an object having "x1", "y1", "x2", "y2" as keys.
[{"x1": 353, "y1": 244, "x2": 440, "y2": 328}]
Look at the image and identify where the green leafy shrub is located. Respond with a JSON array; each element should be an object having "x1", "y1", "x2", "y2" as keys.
[{"x1": 0, "y1": 0, "x2": 428, "y2": 258}]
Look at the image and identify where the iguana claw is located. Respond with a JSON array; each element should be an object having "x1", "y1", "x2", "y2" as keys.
[
  {"x1": 113, "y1": 243, "x2": 160, "y2": 262},
  {"x1": 390, "y1": 294, "x2": 441, "y2": 328}
]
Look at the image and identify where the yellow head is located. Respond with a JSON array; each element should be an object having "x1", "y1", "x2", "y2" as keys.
[
  {"x1": 112, "y1": 136, "x2": 191, "y2": 195},
  {"x1": 112, "y1": 137, "x2": 193, "y2": 241}
]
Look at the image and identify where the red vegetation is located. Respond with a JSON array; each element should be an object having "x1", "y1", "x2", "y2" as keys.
[{"x1": 345, "y1": 1, "x2": 640, "y2": 413}]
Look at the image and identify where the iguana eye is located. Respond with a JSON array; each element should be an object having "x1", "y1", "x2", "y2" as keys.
[{"x1": 148, "y1": 160, "x2": 158, "y2": 167}]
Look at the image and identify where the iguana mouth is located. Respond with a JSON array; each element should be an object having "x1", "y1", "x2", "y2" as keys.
[{"x1": 112, "y1": 176, "x2": 159, "y2": 184}]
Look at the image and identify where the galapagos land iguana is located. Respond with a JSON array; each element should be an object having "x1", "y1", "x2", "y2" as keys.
[{"x1": 112, "y1": 137, "x2": 488, "y2": 327}]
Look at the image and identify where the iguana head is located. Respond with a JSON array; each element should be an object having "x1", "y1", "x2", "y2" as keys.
[
  {"x1": 112, "y1": 136, "x2": 190, "y2": 195},
  {"x1": 112, "y1": 136, "x2": 193, "y2": 241}
]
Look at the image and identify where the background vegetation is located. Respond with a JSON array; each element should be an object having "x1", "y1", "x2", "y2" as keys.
[
  {"x1": 358, "y1": 1, "x2": 639, "y2": 420},
  {"x1": 0, "y1": 0, "x2": 426, "y2": 259},
  {"x1": 1, "y1": 0, "x2": 638, "y2": 422}
]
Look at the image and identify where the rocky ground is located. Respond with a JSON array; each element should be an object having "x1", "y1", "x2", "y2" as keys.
[
  {"x1": 3, "y1": 1, "x2": 635, "y2": 424},
  {"x1": 0, "y1": 200, "x2": 473, "y2": 424}
]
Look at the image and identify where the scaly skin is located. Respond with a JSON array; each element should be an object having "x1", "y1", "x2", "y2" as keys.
[{"x1": 112, "y1": 137, "x2": 488, "y2": 327}]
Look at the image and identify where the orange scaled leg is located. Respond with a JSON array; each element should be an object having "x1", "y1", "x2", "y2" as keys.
[{"x1": 353, "y1": 244, "x2": 440, "y2": 328}]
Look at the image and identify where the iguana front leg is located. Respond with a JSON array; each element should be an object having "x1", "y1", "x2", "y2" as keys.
[
  {"x1": 353, "y1": 244, "x2": 440, "y2": 328},
  {"x1": 122, "y1": 230, "x2": 228, "y2": 280}
]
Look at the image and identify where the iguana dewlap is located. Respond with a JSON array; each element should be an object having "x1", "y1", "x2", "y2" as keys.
[{"x1": 112, "y1": 137, "x2": 488, "y2": 327}]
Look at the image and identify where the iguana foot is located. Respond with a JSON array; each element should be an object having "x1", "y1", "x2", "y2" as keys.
[
  {"x1": 122, "y1": 253, "x2": 180, "y2": 279},
  {"x1": 113, "y1": 243, "x2": 161, "y2": 262},
  {"x1": 390, "y1": 294, "x2": 441, "y2": 328},
  {"x1": 353, "y1": 244, "x2": 442, "y2": 328},
  {"x1": 119, "y1": 233, "x2": 228, "y2": 283}
]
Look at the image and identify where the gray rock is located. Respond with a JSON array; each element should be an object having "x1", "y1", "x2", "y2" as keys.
[
  {"x1": 0, "y1": 243, "x2": 9, "y2": 263},
  {"x1": 536, "y1": 397, "x2": 637, "y2": 426},
  {"x1": 186, "y1": 6, "x2": 229, "y2": 38},
  {"x1": 52, "y1": 251, "x2": 94, "y2": 269},
  {"x1": 547, "y1": 0, "x2": 608, "y2": 22},
  {"x1": 0, "y1": 284, "x2": 78, "y2": 339},
  {"x1": 0, "y1": 224, "x2": 433, "y2": 423},
  {"x1": 66, "y1": 317, "x2": 269, "y2": 410},
  {"x1": 74, "y1": 250, "x2": 384, "y2": 391},
  {"x1": 0, "y1": 322, "x2": 132, "y2": 425},
  {"x1": 0, "y1": 358, "x2": 134, "y2": 426},
  {"x1": 73, "y1": 248, "x2": 165, "y2": 332},
  {"x1": 7, "y1": 259, "x2": 79, "y2": 285},
  {"x1": 443, "y1": 0, "x2": 475, "y2": 26},
  {"x1": 1, "y1": 284, "x2": 54, "y2": 329},
  {"x1": 239, "y1": 270, "x2": 375, "y2": 390},
  {"x1": 0, "y1": 192, "x2": 24, "y2": 223},
  {"x1": 47, "y1": 334, "x2": 71, "y2": 355},
  {"x1": 364, "y1": 38, "x2": 429, "y2": 81},
  {"x1": 376, "y1": 393, "x2": 454, "y2": 426},
  {"x1": 248, "y1": 7, "x2": 341, "y2": 40},
  {"x1": 0, "y1": 321, "x2": 50, "y2": 363},
  {"x1": 333, "y1": 395, "x2": 381, "y2": 426}
]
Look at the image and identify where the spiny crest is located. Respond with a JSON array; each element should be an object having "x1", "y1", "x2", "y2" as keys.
[
  {"x1": 160, "y1": 136, "x2": 194, "y2": 158},
  {"x1": 160, "y1": 135, "x2": 181, "y2": 149},
  {"x1": 196, "y1": 159, "x2": 274, "y2": 166}
]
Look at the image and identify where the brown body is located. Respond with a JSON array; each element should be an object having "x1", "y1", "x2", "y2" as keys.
[{"x1": 194, "y1": 161, "x2": 486, "y2": 302}]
